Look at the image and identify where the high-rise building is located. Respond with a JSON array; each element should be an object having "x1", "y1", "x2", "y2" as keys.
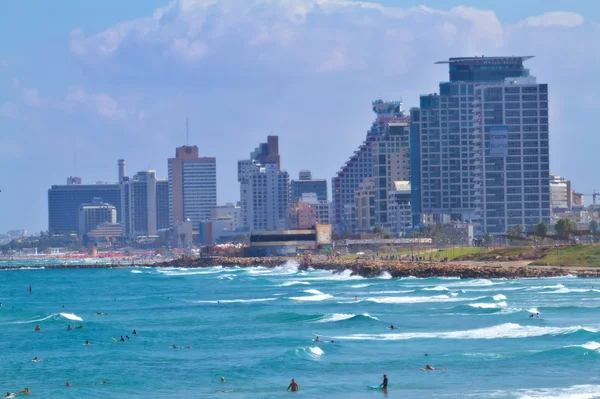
[
  {"x1": 354, "y1": 178, "x2": 376, "y2": 232},
  {"x1": 156, "y1": 179, "x2": 169, "y2": 230},
  {"x1": 48, "y1": 182, "x2": 121, "y2": 234},
  {"x1": 332, "y1": 100, "x2": 409, "y2": 233},
  {"x1": 121, "y1": 171, "x2": 158, "y2": 239},
  {"x1": 118, "y1": 159, "x2": 127, "y2": 183},
  {"x1": 410, "y1": 56, "x2": 550, "y2": 234},
  {"x1": 549, "y1": 174, "x2": 571, "y2": 212},
  {"x1": 238, "y1": 136, "x2": 289, "y2": 231},
  {"x1": 291, "y1": 171, "x2": 328, "y2": 203},
  {"x1": 77, "y1": 198, "x2": 117, "y2": 236},
  {"x1": 388, "y1": 181, "x2": 412, "y2": 234},
  {"x1": 168, "y1": 146, "x2": 217, "y2": 227}
]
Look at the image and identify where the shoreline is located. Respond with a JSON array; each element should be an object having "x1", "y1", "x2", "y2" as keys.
[{"x1": 2, "y1": 256, "x2": 600, "y2": 278}]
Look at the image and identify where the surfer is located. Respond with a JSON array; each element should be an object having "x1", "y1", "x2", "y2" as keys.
[
  {"x1": 529, "y1": 314, "x2": 534, "y2": 318},
  {"x1": 18, "y1": 388, "x2": 31, "y2": 395},
  {"x1": 120, "y1": 336, "x2": 125, "y2": 342},
  {"x1": 388, "y1": 325, "x2": 397, "y2": 330},
  {"x1": 221, "y1": 377, "x2": 226, "y2": 383},
  {"x1": 536, "y1": 312, "x2": 540, "y2": 318},
  {"x1": 425, "y1": 365, "x2": 436, "y2": 370},
  {"x1": 85, "y1": 340, "x2": 91, "y2": 346},
  {"x1": 4, "y1": 392, "x2": 14, "y2": 398},
  {"x1": 34, "y1": 325, "x2": 40, "y2": 332},
  {"x1": 67, "y1": 325, "x2": 73, "y2": 330},
  {"x1": 99, "y1": 381, "x2": 107, "y2": 385},
  {"x1": 133, "y1": 330, "x2": 138, "y2": 335},
  {"x1": 66, "y1": 382, "x2": 72, "y2": 387},
  {"x1": 76, "y1": 325, "x2": 84, "y2": 329},
  {"x1": 126, "y1": 335, "x2": 130, "y2": 340},
  {"x1": 29, "y1": 285, "x2": 32, "y2": 295},
  {"x1": 287, "y1": 379, "x2": 299, "y2": 392},
  {"x1": 32, "y1": 357, "x2": 43, "y2": 362},
  {"x1": 379, "y1": 374, "x2": 388, "y2": 390},
  {"x1": 315, "y1": 336, "x2": 322, "y2": 342}
]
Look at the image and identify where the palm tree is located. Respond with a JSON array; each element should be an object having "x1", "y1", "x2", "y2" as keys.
[
  {"x1": 554, "y1": 219, "x2": 577, "y2": 241},
  {"x1": 515, "y1": 224, "x2": 525, "y2": 238},
  {"x1": 590, "y1": 220, "x2": 599, "y2": 235},
  {"x1": 535, "y1": 221, "x2": 548, "y2": 238}
]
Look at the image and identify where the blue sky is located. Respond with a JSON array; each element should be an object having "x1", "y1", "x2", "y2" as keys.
[{"x1": 0, "y1": 0, "x2": 598, "y2": 233}]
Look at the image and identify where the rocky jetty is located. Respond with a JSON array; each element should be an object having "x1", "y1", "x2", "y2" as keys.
[{"x1": 4, "y1": 256, "x2": 600, "y2": 278}]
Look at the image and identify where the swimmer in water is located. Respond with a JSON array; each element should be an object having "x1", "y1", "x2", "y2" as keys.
[
  {"x1": 99, "y1": 381, "x2": 107, "y2": 385},
  {"x1": 133, "y1": 329, "x2": 138, "y2": 335},
  {"x1": 389, "y1": 325, "x2": 397, "y2": 330},
  {"x1": 120, "y1": 336, "x2": 125, "y2": 342},
  {"x1": 354, "y1": 296, "x2": 359, "y2": 301},
  {"x1": 4, "y1": 392, "x2": 14, "y2": 398},
  {"x1": 85, "y1": 340, "x2": 91, "y2": 346},
  {"x1": 34, "y1": 325, "x2": 40, "y2": 332},
  {"x1": 126, "y1": 335, "x2": 130, "y2": 340},
  {"x1": 221, "y1": 377, "x2": 226, "y2": 383},
  {"x1": 67, "y1": 325, "x2": 73, "y2": 330},
  {"x1": 32, "y1": 357, "x2": 43, "y2": 362},
  {"x1": 315, "y1": 336, "x2": 321, "y2": 342},
  {"x1": 287, "y1": 379, "x2": 299, "y2": 392},
  {"x1": 66, "y1": 382, "x2": 71, "y2": 387},
  {"x1": 19, "y1": 388, "x2": 31, "y2": 395}
]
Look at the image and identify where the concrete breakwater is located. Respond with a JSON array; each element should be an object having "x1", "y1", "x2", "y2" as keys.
[{"x1": 3, "y1": 256, "x2": 600, "y2": 278}]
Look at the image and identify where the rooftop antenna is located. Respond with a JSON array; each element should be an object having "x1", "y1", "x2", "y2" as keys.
[{"x1": 186, "y1": 117, "x2": 189, "y2": 146}]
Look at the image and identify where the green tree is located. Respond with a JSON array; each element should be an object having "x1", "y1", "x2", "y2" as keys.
[
  {"x1": 373, "y1": 225, "x2": 382, "y2": 235},
  {"x1": 535, "y1": 221, "x2": 548, "y2": 237},
  {"x1": 506, "y1": 227, "x2": 516, "y2": 243},
  {"x1": 590, "y1": 220, "x2": 599, "y2": 235},
  {"x1": 554, "y1": 219, "x2": 577, "y2": 240},
  {"x1": 515, "y1": 224, "x2": 525, "y2": 237}
]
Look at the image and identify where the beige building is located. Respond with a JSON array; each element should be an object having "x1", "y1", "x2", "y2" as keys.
[
  {"x1": 78, "y1": 199, "x2": 117, "y2": 236},
  {"x1": 355, "y1": 178, "x2": 376, "y2": 232},
  {"x1": 168, "y1": 146, "x2": 217, "y2": 228}
]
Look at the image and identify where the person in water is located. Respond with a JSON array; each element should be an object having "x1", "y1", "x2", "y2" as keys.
[
  {"x1": 425, "y1": 365, "x2": 436, "y2": 370},
  {"x1": 221, "y1": 377, "x2": 226, "y2": 383},
  {"x1": 120, "y1": 336, "x2": 125, "y2": 342},
  {"x1": 34, "y1": 325, "x2": 40, "y2": 332},
  {"x1": 66, "y1": 382, "x2": 72, "y2": 387},
  {"x1": 19, "y1": 388, "x2": 31, "y2": 394},
  {"x1": 133, "y1": 330, "x2": 138, "y2": 335},
  {"x1": 29, "y1": 285, "x2": 32, "y2": 295},
  {"x1": 76, "y1": 325, "x2": 84, "y2": 329},
  {"x1": 67, "y1": 325, "x2": 73, "y2": 330},
  {"x1": 315, "y1": 336, "x2": 321, "y2": 342},
  {"x1": 354, "y1": 296, "x2": 359, "y2": 301},
  {"x1": 85, "y1": 340, "x2": 91, "y2": 346},
  {"x1": 126, "y1": 335, "x2": 130, "y2": 340},
  {"x1": 389, "y1": 325, "x2": 397, "y2": 330},
  {"x1": 380, "y1": 374, "x2": 388, "y2": 390},
  {"x1": 4, "y1": 392, "x2": 13, "y2": 398},
  {"x1": 287, "y1": 379, "x2": 299, "y2": 392}
]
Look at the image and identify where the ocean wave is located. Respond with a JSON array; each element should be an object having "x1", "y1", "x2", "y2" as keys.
[
  {"x1": 493, "y1": 294, "x2": 507, "y2": 301},
  {"x1": 368, "y1": 290, "x2": 415, "y2": 295},
  {"x1": 301, "y1": 269, "x2": 363, "y2": 281},
  {"x1": 350, "y1": 284, "x2": 370, "y2": 288},
  {"x1": 60, "y1": 313, "x2": 83, "y2": 321},
  {"x1": 423, "y1": 286, "x2": 449, "y2": 291},
  {"x1": 131, "y1": 270, "x2": 143, "y2": 274},
  {"x1": 303, "y1": 289, "x2": 325, "y2": 295},
  {"x1": 448, "y1": 279, "x2": 497, "y2": 287},
  {"x1": 565, "y1": 341, "x2": 600, "y2": 351},
  {"x1": 514, "y1": 384, "x2": 600, "y2": 399},
  {"x1": 378, "y1": 271, "x2": 392, "y2": 279},
  {"x1": 247, "y1": 262, "x2": 299, "y2": 276},
  {"x1": 313, "y1": 313, "x2": 379, "y2": 323},
  {"x1": 278, "y1": 281, "x2": 310, "y2": 287},
  {"x1": 463, "y1": 286, "x2": 526, "y2": 292},
  {"x1": 295, "y1": 346, "x2": 324, "y2": 360},
  {"x1": 10, "y1": 314, "x2": 55, "y2": 324},
  {"x1": 333, "y1": 323, "x2": 598, "y2": 341},
  {"x1": 289, "y1": 294, "x2": 333, "y2": 302},
  {"x1": 195, "y1": 298, "x2": 277, "y2": 304},
  {"x1": 469, "y1": 301, "x2": 508, "y2": 309},
  {"x1": 366, "y1": 295, "x2": 485, "y2": 304},
  {"x1": 217, "y1": 273, "x2": 237, "y2": 280}
]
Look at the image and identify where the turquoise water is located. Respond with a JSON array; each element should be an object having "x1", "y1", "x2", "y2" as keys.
[{"x1": 2, "y1": 262, "x2": 600, "y2": 398}]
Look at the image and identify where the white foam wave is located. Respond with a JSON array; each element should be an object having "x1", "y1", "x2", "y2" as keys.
[
  {"x1": 279, "y1": 281, "x2": 310, "y2": 287},
  {"x1": 11, "y1": 314, "x2": 55, "y2": 324},
  {"x1": 334, "y1": 323, "x2": 597, "y2": 341},
  {"x1": 308, "y1": 346, "x2": 324, "y2": 356},
  {"x1": 423, "y1": 286, "x2": 449, "y2": 291},
  {"x1": 303, "y1": 289, "x2": 325, "y2": 295},
  {"x1": 196, "y1": 298, "x2": 277, "y2": 304},
  {"x1": 366, "y1": 295, "x2": 485, "y2": 304},
  {"x1": 217, "y1": 273, "x2": 237, "y2": 280},
  {"x1": 527, "y1": 284, "x2": 565, "y2": 291},
  {"x1": 448, "y1": 279, "x2": 496, "y2": 287},
  {"x1": 469, "y1": 301, "x2": 508, "y2": 309},
  {"x1": 350, "y1": 284, "x2": 370, "y2": 288},
  {"x1": 131, "y1": 270, "x2": 143, "y2": 274},
  {"x1": 60, "y1": 313, "x2": 83, "y2": 321},
  {"x1": 566, "y1": 341, "x2": 600, "y2": 351},
  {"x1": 378, "y1": 271, "x2": 392, "y2": 279},
  {"x1": 512, "y1": 384, "x2": 600, "y2": 399},
  {"x1": 247, "y1": 262, "x2": 299, "y2": 276},
  {"x1": 368, "y1": 290, "x2": 415, "y2": 294},
  {"x1": 302, "y1": 269, "x2": 363, "y2": 281},
  {"x1": 493, "y1": 294, "x2": 507, "y2": 301},
  {"x1": 314, "y1": 313, "x2": 378, "y2": 323},
  {"x1": 290, "y1": 294, "x2": 333, "y2": 302}
]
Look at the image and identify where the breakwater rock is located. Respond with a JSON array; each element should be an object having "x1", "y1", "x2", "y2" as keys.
[
  {"x1": 3, "y1": 256, "x2": 600, "y2": 279},
  {"x1": 159, "y1": 256, "x2": 600, "y2": 279}
]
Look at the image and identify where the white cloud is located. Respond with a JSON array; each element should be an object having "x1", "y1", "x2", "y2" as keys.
[
  {"x1": 21, "y1": 87, "x2": 45, "y2": 107},
  {"x1": 318, "y1": 47, "x2": 347, "y2": 72},
  {"x1": 66, "y1": 86, "x2": 128, "y2": 120},
  {"x1": 520, "y1": 11, "x2": 584, "y2": 28}
]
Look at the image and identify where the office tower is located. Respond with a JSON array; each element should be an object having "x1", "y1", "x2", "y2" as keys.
[
  {"x1": 238, "y1": 136, "x2": 289, "y2": 231},
  {"x1": 354, "y1": 178, "x2": 376, "y2": 232},
  {"x1": 48, "y1": 182, "x2": 121, "y2": 234},
  {"x1": 410, "y1": 56, "x2": 550, "y2": 234},
  {"x1": 121, "y1": 171, "x2": 158, "y2": 239},
  {"x1": 156, "y1": 179, "x2": 169, "y2": 230},
  {"x1": 388, "y1": 181, "x2": 412, "y2": 234},
  {"x1": 333, "y1": 100, "x2": 409, "y2": 233},
  {"x1": 291, "y1": 170, "x2": 328, "y2": 203},
  {"x1": 168, "y1": 145, "x2": 217, "y2": 227},
  {"x1": 118, "y1": 159, "x2": 126, "y2": 183},
  {"x1": 77, "y1": 198, "x2": 117, "y2": 236}
]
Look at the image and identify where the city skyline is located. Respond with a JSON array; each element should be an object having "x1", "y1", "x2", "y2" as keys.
[{"x1": 1, "y1": 0, "x2": 599, "y2": 233}]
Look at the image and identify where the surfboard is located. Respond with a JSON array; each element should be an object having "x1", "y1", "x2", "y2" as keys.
[
  {"x1": 367, "y1": 385, "x2": 390, "y2": 389},
  {"x1": 111, "y1": 337, "x2": 117, "y2": 342}
]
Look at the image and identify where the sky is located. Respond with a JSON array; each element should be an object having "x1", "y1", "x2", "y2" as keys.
[{"x1": 1, "y1": 0, "x2": 599, "y2": 234}]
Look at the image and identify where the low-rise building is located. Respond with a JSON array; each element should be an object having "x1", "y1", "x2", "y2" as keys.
[{"x1": 248, "y1": 224, "x2": 332, "y2": 256}]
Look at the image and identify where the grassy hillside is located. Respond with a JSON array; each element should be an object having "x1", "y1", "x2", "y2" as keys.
[{"x1": 530, "y1": 245, "x2": 600, "y2": 267}]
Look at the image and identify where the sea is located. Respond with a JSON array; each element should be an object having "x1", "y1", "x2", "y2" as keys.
[{"x1": 2, "y1": 260, "x2": 600, "y2": 398}]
